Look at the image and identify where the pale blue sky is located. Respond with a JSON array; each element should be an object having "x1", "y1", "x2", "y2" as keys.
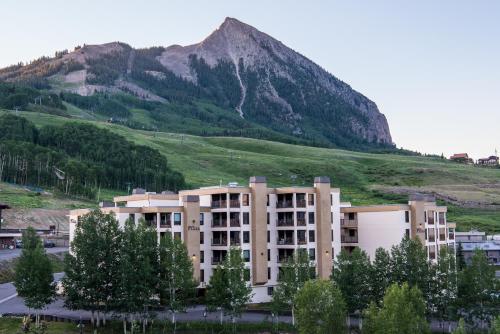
[{"x1": 1, "y1": 0, "x2": 499, "y2": 158}]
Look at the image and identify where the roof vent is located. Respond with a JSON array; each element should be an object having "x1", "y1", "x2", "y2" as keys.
[
  {"x1": 228, "y1": 182, "x2": 239, "y2": 187},
  {"x1": 132, "y1": 188, "x2": 146, "y2": 195}
]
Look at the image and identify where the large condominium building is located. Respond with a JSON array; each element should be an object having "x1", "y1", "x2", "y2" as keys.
[{"x1": 69, "y1": 176, "x2": 455, "y2": 303}]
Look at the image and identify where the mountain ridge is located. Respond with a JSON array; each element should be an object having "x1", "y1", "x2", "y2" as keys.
[{"x1": 0, "y1": 17, "x2": 393, "y2": 149}]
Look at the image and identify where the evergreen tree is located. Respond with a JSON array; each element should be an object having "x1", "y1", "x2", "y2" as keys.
[
  {"x1": 370, "y1": 247, "x2": 391, "y2": 305},
  {"x1": 14, "y1": 227, "x2": 55, "y2": 328},
  {"x1": 332, "y1": 247, "x2": 372, "y2": 314},
  {"x1": 294, "y1": 279, "x2": 347, "y2": 334},
  {"x1": 271, "y1": 248, "x2": 314, "y2": 325},
  {"x1": 458, "y1": 249, "x2": 498, "y2": 329},
  {"x1": 158, "y1": 233, "x2": 197, "y2": 327},
  {"x1": 363, "y1": 283, "x2": 430, "y2": 334}
]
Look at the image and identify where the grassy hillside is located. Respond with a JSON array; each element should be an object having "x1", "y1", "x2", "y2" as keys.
[{"x1": 1, "y1": 109, "x2": 499, "y2": 233}]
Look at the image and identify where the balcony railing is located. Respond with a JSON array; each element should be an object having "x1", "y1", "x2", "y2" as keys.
[
  {"x1": 341, "y1": 219, "x2": 357, "y2": 228},
  {"x1": 439, "y1": 234, "x2": 446, "y2": 241},
  {"x1": 277, "y1": 238, "x2": 294, "y2": 245},
  {"x1": 277, "y1": 201, "x2": 293, "y2": 208},
  {"x1": 145, "y1": 220, "x2": 157, "y2": 228},
  {"x1": 230, "y1": 200, "x2": 240, "y2": 208},
  {"x1": 341, "y1": 235, "x2": 358, "y2": 243},
  {"x1": 230, "y1": 238, "x2": 241, "y2": 246},
  {"x1": 212, "y1": 258, "x2": 224, "y2": 265},
  {"x1": 212, "y1": 239, "x2": 227, "y2": 246},
  {"x1": 297, "y1": 218, "x2": 306, "y2": 226},
  {"x1": 159, "y1": 221, "x2": 171, "y2": 228},
  {"x1": 428, "y1": 217, "x2": 435, "y2": 225},
  {"x1": 277, "y1": 219, "x2": 294, "y2": 227},
  {"x1": 297, "y1": 238, "x2": 307, "y2": 245},
  {"x1": 448, "y1": 233, "x2": 455, "y2": 240},
  {"x1": 428, "y1": 236, "x2": 435, "y2": 242},
  {"x1": 230, "y1": 219, "x2": 240, "y2": 227},
  {"x1": 278, "y1": 256, "x2": 292, "y2": 263},
  {"x1": 211, "y1": 200, "x2": 227, "y2": 209},
  {"x1": 212, "y1": 220, "x2": 227, "y2": 228},
  {"x1": 296, "y1": 199, "x2": 306, "y2": 208}
]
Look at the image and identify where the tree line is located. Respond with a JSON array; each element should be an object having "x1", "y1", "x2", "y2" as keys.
[{"x1": 0, "y1": 114, "x2": 186, "y2": 198}]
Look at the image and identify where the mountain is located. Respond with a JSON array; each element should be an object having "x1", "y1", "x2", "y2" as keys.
[{"x1": 0, "y1": 17, "x2": 392, "y2": 149}]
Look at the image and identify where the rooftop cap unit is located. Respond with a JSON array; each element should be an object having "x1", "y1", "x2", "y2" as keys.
[{"x1": 132, "y1": 188, "x2": 146, "y2": 195}]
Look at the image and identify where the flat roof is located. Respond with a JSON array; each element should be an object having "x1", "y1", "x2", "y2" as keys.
[
  {"x1": 341, "y1": 204, "x2": 410, "y2": 213},
  {"x1": 462, "y1": 241, "x2": 500, "y2": 251}
]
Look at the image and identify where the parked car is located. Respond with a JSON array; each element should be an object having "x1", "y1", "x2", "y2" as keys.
[{"x1": 44, "y1": 240, "x2": 56, "y2": 248}]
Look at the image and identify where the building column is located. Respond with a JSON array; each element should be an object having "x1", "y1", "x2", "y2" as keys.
[
  {"x1": 183, "y1": 195, "x2": 201, "y2": 282},
  {"x1": 249, "y1": 176, "x2": 268, "y2": 285},
  {"x1": 314, "y1": 176, "x2": 333, "y2": 279}
]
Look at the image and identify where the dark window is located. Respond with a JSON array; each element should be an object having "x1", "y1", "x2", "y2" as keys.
[
  {"x1": 308, "y1": 194, "x2": 314, "y2": 206},
  {"x1": 309, "y1": 212, "x2": 315, "y2": 224},
  {"x1": 200, "y1": 213, "x2": 204, "y2": 225},
  {"x1": 267, "y1": 195, "x2": 269, "y2": 206},
  {"x1": 129, "y1": 214, "x2": 135, "y2": 222},
  {"x1": 267, "y1": 212, "x2": 270, "y2": 225},
  {"x1": 243, "y1": 212, "x2": 249, "y2": 225},
  {"x1": 200, "y1": 232, "x2": 204, "y2": 244},
  {"x1": 309, "y1": 230, "x2": 315, "y2": 242},
  {"x1": 267, "y1": 286, "x2": 274, "y2": 296},
  {"x1": 331, "y1": 230, "x2": 334, "y2": 242},
  {"x1": 424, "y1": 211, "x2": 427, "y2": 222},
  {"x1": 200, "y1": 251, "x2": 204, "y2": 263},
  {"x1": 405, "y1": 229, "x2": 410, "y2": 238},
  {"x1": 200, "y1": 269, "x2": 204, "y2": 283},
  {"x1": 348, "y1": 212, "x2": 355, "y2": 220},
  {"x1": 268, "y1": 267, "x2": 271, "y2": 280},
  {"x1": 268, "y1": 249, "x2": 270, "y2": 261},
  {"x1": 243, "y1": 231, "x2": 250, "y2": 243},
  {"x1": 309, "y1": 248, "x2": 315, "y2": 261},
  {"x1": 243, "y1": 250, "x2": 250, "y2": 262},
  {"x1": 405, "y1": 211, "x2": 410, "y2": 223},
  {"x1": 267, "y1": 231, "x2": 270, "y2": 243},
  {"x1": 174, "y1": 213, "x2": 181, "y2": 225},
  {"x1": 242, "y1": 194, "x2": 249, "y2": 206}
]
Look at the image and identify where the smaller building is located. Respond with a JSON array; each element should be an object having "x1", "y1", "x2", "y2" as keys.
[
  {"x1": 455, "y1": 230, "x2": 486, "y2": 243},
  {"x1": 449, "y1": 153, "x2": 473, "y2": 164},
  {"x1": 461, "y1": 241, "x2": 500, "y2": 267},
  {"x1": 477, "y1": 155, "x2": 499, "y2": 167}
]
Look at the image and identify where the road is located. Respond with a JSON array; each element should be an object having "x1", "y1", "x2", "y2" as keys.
[{"x1": 0, "y1": 247, "x2": 68, "y2": 261}]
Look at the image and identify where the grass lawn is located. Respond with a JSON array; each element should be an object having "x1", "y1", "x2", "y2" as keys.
[{"x1": 1, "y1": 109, "x2": 499, "y2": 233}]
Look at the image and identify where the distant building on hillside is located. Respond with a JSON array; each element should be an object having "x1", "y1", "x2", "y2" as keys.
[
  {"x1": 450, "y1": 153, "x2": 473, "y2": 164},
  {"x1": 456, "y1": 230, "x2": 486, "y2": 243},
  {"x1": 477, "y1": 155, "x2": 499, "y2": 167},
  {"x1": 461, "y1": 241, "x2": 500, "y2": 267}
]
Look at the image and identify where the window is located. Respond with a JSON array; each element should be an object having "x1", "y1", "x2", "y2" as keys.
[
  {"x1": 309, "y1": 230, "x2": 315, "y2": 242},
  {"x1": 267, "y1": 213, "x2": 270, "y2": 225},
  {"x1": 348, "y1": 212, "x2": 355, "y2": 220},
  {"x1": 200, "y1": 251, "x2": 204, "y2": 263},
  {"x1": 308, "y1": 212, "x2": 315, "y2": 224},
  {"x1": 200, "y1": 232, "x2": 204, "y2": 244},
  {"x1": 174, "y1": 213, "x2": 181, "y2": 225},
  {"x1": 405, "y1": 211, "x2": 410, "y2": 223},
  {"x1": 174, "y1": 232, "x2": 181, "y2": 240},
  {"x1": 309, "y1": 248, "x2": 315, "y2": 261},
  {"x1": 268, "y1": 267, "x2": 271, "y2": 280},
  {"x1": 331, "y1": 230, "x2": 334, "y2": 242},
  {"x1": 308, "y1": 194, "x2": 314, "y2": 205},
  {"x1": 200, "y1": 269, "x2": 204, "y2": 283},
  {"x1": 405, "y1": 229, "x2": 410, "y2": 238},
  {"x1": 424, "y1": 211, "x2": 427, "y2": 222},
  {"x1": 200, "y1": 213, "x2": 204, "y2": 225},
  {"x1": 243, "y1": 250, "x2": 250, "y2": 262},
  {"x1": 243, "y1": 231, "x2": 250, "y2": 243},
  {"x1": 267, "y1": 231, "x2": 270, "y2": 243},
  {"x1": 243, "y1": 212, "x2": 249, "y2": 225},
  {"x1": 268, "y1": 249, "x2": 271, "y2": 261},
  {"x1": 244, "y1": 268, "x2": 251, "y2": 281},
  {"x1": 266, "y1": 195, "x2": 269, "y2": 206},
  {"x1": 330, "y1": 194, "x2": 333, "y2": 205},
  {"x1": 128, "y1": 214, "x2": 135, "y2": 223},
  {"x1": 267, "y1": 286, "x2": 274, "y2": 296},
  {"x1": 242, "y1": 194, "x2": 249, "y2": 206}
]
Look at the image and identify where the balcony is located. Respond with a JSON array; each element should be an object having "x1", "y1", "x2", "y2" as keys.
[
  {"x1": 211, "y1": 200, "x2": 227, "y2": 209},
  {"x1": 428, "y1": 235, "x2": 436, "y2": 242},
  {"x1": 297, "y1": 218, "x2": 306, "y2": 226},
  {"x1": 341, "y1": 235, "x2": 358, "y2": 243},
  {"x1": 428, "y1": 216, "x2": 435, "y2": 225},
  {"x1": 277, "y1": 238, "x2": 294, "y2": 245},
  {"x1": 230, "y1": 238, "x2": 241, "y2": 246},
  {"x1": 448, "y1": 233, "x2": 455, "y2": 240},
  {"x1": 212, "y1": 238, "x2": 227, "y2": 246},
  {"x1": 230, "y1": 218, "x2": 240, "y2": 227},
  {"x1": 276, "y1": 200, "x2": 293, "y2": 208},
  {"x1": 340, "y1": 219, "x2": 357, "y2": 228},
  {"x1": 277, "y1": 219, "x2": 294, "y2": 227},
  {"x1": 296, "y1": 199, "x2": 306, "y2": 208},
  {"x1": 212, "y1": 258, "x2": 224, "y2": 265},
  {"x1": 230, "y1": 200, "x2": 240, "y2": 208},
  {"x1": 439, "y1": 234, "x2": 446, "y2": 241},
  {"x1": 212, "y1": 220, "x2": 227, "y2": 228},
  {"x1": 439, "y1": 213, "x2": 446, "y2": 225},
  {"x1": 297, "y1": 238, "x2": 307, "y2": 245}
]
